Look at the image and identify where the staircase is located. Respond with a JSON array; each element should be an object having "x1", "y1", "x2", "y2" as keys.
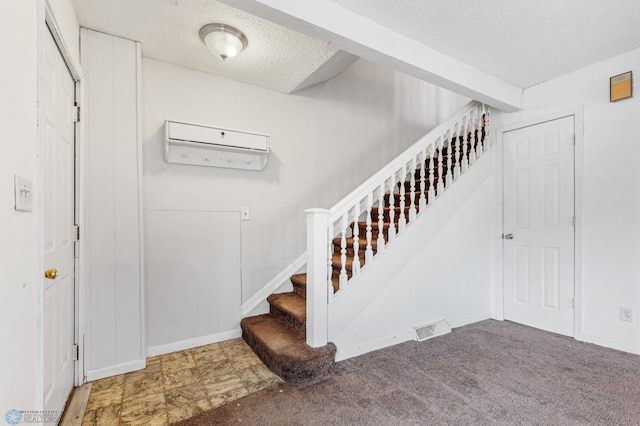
[{"x1": 241, "y1": 102, "x2": 489, "y2": 385}]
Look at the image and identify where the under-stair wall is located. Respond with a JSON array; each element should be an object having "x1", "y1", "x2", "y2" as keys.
[{"x1": 331, "y1": 162, "x2": 494, "y2": 360}]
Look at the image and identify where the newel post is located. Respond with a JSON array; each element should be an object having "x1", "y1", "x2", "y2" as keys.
[{"x1": 305, "y1": 208, "x2": 329, "y2": 347}]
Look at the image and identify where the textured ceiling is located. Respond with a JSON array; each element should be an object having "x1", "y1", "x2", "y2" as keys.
[
  {"x1": 72, "y1": 0, "x2": 640, "y2": 96},
  {"x1": 71, "y1": 0, "x2": 355, "y2": 93},
  {"x1": 330, "y1": 0, "x2": 640, "y2": 88}
]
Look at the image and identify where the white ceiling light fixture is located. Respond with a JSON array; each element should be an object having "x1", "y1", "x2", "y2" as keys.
[{"x1": 199, "y1": 23, "x2": 248, "y2": 61}]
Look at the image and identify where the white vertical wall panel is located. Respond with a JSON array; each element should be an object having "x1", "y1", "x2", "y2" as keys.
[{"x1": 82, "y1": 29, "x2": 144, "y2": 379}]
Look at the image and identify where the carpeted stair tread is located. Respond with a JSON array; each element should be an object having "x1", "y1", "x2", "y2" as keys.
[
  {"x1": 241, "y1": 314, "x2": 336, "y2": 385},
  {"x1": 290, "y1": 273, "x2": 307, "y2": 289},
  {"x1": 292, "y1": 273, "x2": 338, "y2": 298},
  {"x1": 268, "y1": 292, "x2": 306, "y2": 325},
  {"x1": 331, "y1": 253, "x2": 365, "y2": 270},
  {"x1": 332, "y1": 236, "x2": 379, "y2": 252}
]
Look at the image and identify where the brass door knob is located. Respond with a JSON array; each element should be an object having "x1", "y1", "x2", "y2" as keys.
[{"x1": 44, "y1": 268, "x2": 58, "y2": 280}]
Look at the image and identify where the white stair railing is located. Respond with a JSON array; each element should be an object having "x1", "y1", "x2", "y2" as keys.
[{"x1": 305, "y1": 102, "x2": 490, "y2": 347}]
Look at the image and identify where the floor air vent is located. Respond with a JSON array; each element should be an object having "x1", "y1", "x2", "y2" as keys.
[{"x1": 413, "y1": 319, "x2": 451, "y2": 342}]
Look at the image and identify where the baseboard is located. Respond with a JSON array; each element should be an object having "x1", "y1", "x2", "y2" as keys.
[
  {"x1": 335, "y1": 330, "x2": 414, "y2": 362},
  {"x1": 335, "y1": 312, "x2": 492, "y2": 362},
  {"x1": 448, "y1": 312, "x2": 492, "y2": 329},
  {"x1": 577, "y1": 333, "x2": 640, "y2": 356},
  {"x1": 242, "y1": 253, "x2": 306, "y2": 317},
  {"x1": 146, "y1": 329, "x2": 242, "y2": 358},
  {"x1": 85, "y1": 359, "x2": 146, "y2": 382}
]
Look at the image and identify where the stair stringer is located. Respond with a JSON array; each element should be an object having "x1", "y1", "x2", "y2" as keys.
[{"x1": 327, "y1": 150, "x2": 493, "y2": 348}]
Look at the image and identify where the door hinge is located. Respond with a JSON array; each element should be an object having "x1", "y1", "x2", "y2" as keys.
[
  {"x1": 73, "y1": 105, "x2": 80, "y2": 123},
  {"x1": 572, "y1": 135, "x2": 575, "y2": 146},
  {"x1": 572, "y1": 216, "x2": 576, "y2": 227},
  {"x1": 74, "y1": 225, "x2": 80, "y2": 241},
  {"x1": 72, "y1": 344, "x2": 79, "y2": 361},
  {"x1": 572, "y1": 298, "x2": 575, "y2": 309}
]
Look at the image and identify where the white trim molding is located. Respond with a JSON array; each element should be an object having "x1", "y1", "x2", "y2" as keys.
[
  {"x1": 241, "y1": 253, "x2": 306, "y2": 317},
  {"x1": 44, "y1": 2, "x2": 83, "y2": 81},
  {"x1": 85, "y1": 360, "x2": 146, "y2": 383},
  {"x1": 146, "y1": 329, "x2": 242, "y2": 358}
]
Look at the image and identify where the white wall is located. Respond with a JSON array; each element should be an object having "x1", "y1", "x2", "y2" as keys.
[
  {"x1": 142, "y1": 57, "x2": 468, "y2": 352},
  {"x1": 0, "y1": 0, "x2": 42, "y2": 414},
  {"x1": 494, "y1": 47, "x2": 640, "y2": 355}
]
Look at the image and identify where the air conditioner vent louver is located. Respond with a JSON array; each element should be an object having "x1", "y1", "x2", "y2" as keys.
[
  {"x1": 415, "y1": 324, "x2": 436, "y2": 341},
  {"x1": 413, "y1": 319, "x2": 451, "y2": 342}
]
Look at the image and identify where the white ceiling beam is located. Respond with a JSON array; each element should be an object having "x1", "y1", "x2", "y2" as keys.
[{"x1": 223, "y1": 0, "x2": 522, "y2": 112}]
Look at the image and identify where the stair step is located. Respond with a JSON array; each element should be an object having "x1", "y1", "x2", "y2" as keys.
[
  {"x1": 383, "y1": 190, "x2": 437, "y2": 207},
  {"x1": 371, "y1": 205, "x2": 413, "y2": 221},
  {"x1": 291, "y1": 273, "x2": 307, "y2": 298},
  {"x1": 241, "y1": 315, "x2": 336, "y2": 385},
  {"x1": 332, "y1": 237, "x2": 378, "y2": 256},
  {"x1": 355, "y1": 220, "x2": 398, "y2": 235},
  {"x1": 291, "y1": 273, "x2": 338, "y2": 299},
  {"x1": 268, "y1": 292, "x2": 306, "y2": 333},
  {"x1": 331, "y1": 252, "x2": 365, "y2": 270}
]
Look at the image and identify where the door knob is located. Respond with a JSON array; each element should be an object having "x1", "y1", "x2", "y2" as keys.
[
  {"x1": 503, "y1": 233, "x2": 514, "y2": 240},
  {"x1": 44, "y1": 268, "x2": 58, "y2": 280}
]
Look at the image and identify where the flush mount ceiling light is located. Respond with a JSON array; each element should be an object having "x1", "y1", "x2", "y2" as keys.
[{"x1": 199, "y1": 23, "x2": 248, "y2": 61}]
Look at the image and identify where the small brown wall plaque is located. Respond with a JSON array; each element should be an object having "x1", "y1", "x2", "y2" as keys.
[{"x1": 610, "y1": 71, "x2": 632, "y2": 102}]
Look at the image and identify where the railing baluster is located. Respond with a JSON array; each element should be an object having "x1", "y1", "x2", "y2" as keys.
[
  {"x1": 377, "y1": 184, "x2": 385, "y2": 254},
  {"x1": 398, "y1": 165, "x2": 407, "y2": 232},
  {"x1": 352, "y1": 204, "x2": 361, "y2": 276},
  {"x1": 365, "y1": 193, "x2": 374, "y2": 264},
  {"x1": 409, "y1": 158, "x2": 417, "y2": 222},
  {"x1": 419, "y1": 149, "x2": 427, "y2": 212},
  {"x1": 428, "y1": 144, "x2": 436, "y2": 204},
  {"x1": 461, "y1": 117, "x2": 469, "y2": 173},
  {"x1": 339, "y1": 213, "x2": 348, "y2": 290},
  {"x1": 475, "y1": 106, "x2": 483, "y2": 160},
  {"x1": 388, "y1": 174, "x2": 396, "y2": 242},
  {"x1": 469, "y1": 110, "x2": 477, "y2": 165},
  {"x1": 482, "y1": 104, "x2": 490, "y2": 151},
  {"x1": 454, "y1": 123, "x2": 461, "y2": 180},
  {"x1": 327, "y1": 227, "x2": 334, "y2": 303},
  {"x1": 445, "y1": 132, "x2": 453, "y2": 189},
  {"x1": 437, "y1": 136, "x2": 444, "y2": 196}
]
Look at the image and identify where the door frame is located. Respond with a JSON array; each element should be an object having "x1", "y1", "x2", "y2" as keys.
[
  {"x1": 41, "y1": 4, "x2": 85, "y2": 389},
  {"x1": 493, "y1": 107, "x2": 585, "y2": 341}
]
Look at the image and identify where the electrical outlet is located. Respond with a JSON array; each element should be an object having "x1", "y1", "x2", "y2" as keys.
[
  {"x1": 241, "y1": 207, "x2": 250, "y2": 221},
  {"x1": 620, "y1": 306, "x2": 634, "y2": 322}
]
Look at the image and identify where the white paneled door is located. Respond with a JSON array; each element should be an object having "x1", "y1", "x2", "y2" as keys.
[
  {"x1": 503, "y1": 116, "x2": 575, "y2": 336},
  {"x1": 43, "y1": 28, "x2": 76, "y2": 414}
]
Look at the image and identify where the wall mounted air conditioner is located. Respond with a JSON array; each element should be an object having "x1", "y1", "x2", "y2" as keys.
[{"x1": 165, "y1": 120, "x2": 269, "y2": 171}]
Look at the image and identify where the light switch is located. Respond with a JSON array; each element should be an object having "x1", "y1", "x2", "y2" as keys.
[{"x1": 15, "y1": 175, "x2": 33, "y2": 212}]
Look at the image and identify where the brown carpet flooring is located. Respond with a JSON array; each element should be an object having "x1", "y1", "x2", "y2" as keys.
[{"x1": 177, "y1": 320, "x2": 640, "y2": 425}]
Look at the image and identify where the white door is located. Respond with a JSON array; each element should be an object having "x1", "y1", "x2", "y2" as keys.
[
  {"x1": 503, "y1": 116, "x2": 575, "y2": 336},
  {"x1": 43, "y1": 28, "x2": 76, "y2": 414}
]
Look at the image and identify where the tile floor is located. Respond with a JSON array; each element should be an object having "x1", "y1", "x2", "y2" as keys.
[{"x1": 81, "y1": 338, "x2": 281, "y2": 425}]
